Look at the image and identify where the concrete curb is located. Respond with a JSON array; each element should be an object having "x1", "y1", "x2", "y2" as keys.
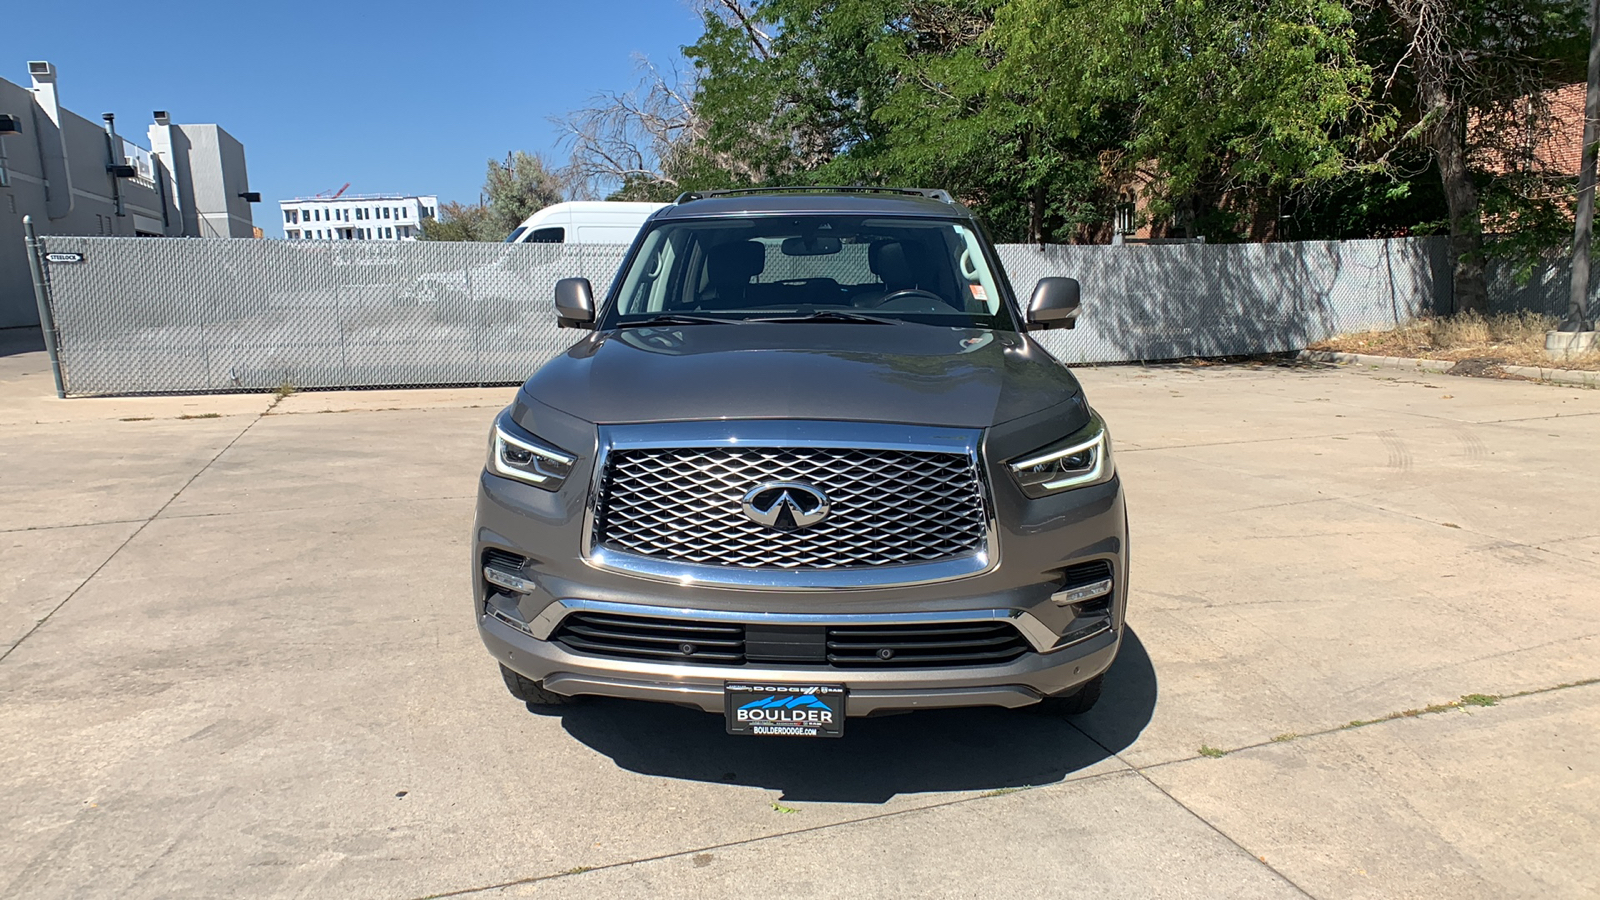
[
  {"x1": 1497, "y1": 363, "x2": 1600, "y2": 387},
  {"x1": 1296, "y1": 350, "x2": 1600, "y2": 387},
  {"x1": 1297, "y1": 350, "x2": 1455, "y2": 373}
]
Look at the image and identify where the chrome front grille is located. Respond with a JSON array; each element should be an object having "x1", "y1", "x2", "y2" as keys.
[{"x1": 595, "y1": 445, "x2": 988, "y2": 570}]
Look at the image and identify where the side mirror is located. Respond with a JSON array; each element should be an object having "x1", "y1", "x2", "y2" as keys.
[
  {"x1": 555, "y1": 278, "x2": 595, "y2": 329},
  {"x1": 1025, "y1": 277, "x2": 1080, "y2": 331}
]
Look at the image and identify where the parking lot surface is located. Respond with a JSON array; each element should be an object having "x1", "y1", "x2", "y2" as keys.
[{"x1": 2, "y1": 330, "x2": 1597, "y2": 899}]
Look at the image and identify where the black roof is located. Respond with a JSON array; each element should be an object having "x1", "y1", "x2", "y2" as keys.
[{"x1": 654, "y1": 188, "x2": 971, "y2": 221}]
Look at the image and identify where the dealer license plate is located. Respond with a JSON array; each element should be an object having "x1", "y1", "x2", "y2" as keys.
[{"x1": 724, "y1": 683, "x2": 846, "y2": 738}]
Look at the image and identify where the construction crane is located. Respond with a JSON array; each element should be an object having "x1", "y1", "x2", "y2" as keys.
[{"x1": 316, "y1": 182, "x2": 351, "y2": 200}]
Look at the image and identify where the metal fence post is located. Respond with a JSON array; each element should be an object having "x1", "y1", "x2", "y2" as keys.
[{"x1": 23, "y1": 216, "x2": 67, "y2": 398}]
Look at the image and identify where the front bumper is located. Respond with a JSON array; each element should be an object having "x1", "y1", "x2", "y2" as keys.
[{"x1": 480, "y1": 610, "x2": 1121, "y2": 715}]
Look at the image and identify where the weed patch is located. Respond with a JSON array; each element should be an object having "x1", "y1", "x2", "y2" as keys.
[
  {"x1": 1311, "y1": 311, "x2": 1600, "y2": 372},
  {"x1": 1343, "y1": 693, "x2": 1504, "y2": 731}
]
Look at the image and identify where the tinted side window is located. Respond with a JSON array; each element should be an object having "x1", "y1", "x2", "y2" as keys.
[{"x1": 527, "y1": 227, "x2": 565, "y2": 244}]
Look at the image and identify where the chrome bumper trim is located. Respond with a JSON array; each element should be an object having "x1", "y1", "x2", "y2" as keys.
[
  {"x1": 585, "y1": 546, "x2": 992, "y2": 591},
  {"x1": 540, "y1": 672, "x2": 1044, "y2": 715}
]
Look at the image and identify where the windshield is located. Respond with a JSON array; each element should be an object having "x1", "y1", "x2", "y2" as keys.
[{"x1": 601, "y1": 215, "x2": 1016, "y2": 330}]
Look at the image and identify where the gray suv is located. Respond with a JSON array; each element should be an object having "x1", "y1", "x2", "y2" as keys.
[{"x1": 474, "y1": 188, "x2": 1126, "y2": 737}]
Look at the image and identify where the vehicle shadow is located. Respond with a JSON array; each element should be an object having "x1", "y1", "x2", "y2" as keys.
[{"x1": 540, "y1": 627, "x2": 1157, "y2": 804}]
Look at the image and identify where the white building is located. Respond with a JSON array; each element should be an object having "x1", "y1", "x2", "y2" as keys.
[{"x1": 279, "y1": 193, "x2": 437, "y2": 241}]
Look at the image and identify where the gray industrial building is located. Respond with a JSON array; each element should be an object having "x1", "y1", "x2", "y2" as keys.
[{"x1": 0, "y1": 60, "x2": 255, "y2": 328}]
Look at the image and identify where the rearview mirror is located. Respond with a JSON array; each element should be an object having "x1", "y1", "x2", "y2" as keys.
[
  {"x1": 780, "y1": 235, "x2": 842, "y2": 256},
  {"x1": 1025, "y1": 277, "x2": 1080, "y2": 331},
  {"x1": 555, "y1": 278, "x2": 595, "y2": 329}
]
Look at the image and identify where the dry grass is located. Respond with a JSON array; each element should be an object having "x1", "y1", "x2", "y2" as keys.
[{"x1": 1311, "y1": 312, "x2": 1600, "y2": 371}]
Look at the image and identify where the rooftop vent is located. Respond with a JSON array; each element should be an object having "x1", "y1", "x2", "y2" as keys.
[{"x1": 28, "y1": 61, "x2": 55, "y2": 77}]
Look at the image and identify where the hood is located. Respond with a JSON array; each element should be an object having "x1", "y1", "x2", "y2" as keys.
[{"x1": 521, "y1": 323, "x2": 1081, "y2": 428}]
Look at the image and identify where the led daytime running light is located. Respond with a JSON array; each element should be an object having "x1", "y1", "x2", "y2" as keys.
[
  {"x1": 1008, "y1": 411, "x2": 1113, "y2": 497},
  {"x1": 490, "y1": 416, "x2": 576, "y2": 489}
]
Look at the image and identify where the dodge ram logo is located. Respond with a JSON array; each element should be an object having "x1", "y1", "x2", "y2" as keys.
[{"x1": 742, "y1": 482, "x2": 830, "y2": 531}]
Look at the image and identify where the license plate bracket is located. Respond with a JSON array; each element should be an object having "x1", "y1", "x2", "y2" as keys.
[{"x1": 724, "y1": 683, "x2": 846, "y2": 738}]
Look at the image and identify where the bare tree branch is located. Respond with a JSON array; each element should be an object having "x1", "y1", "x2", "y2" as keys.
[
  {"x1": 555, "y1": 58, "x2": 703, "y2": 198},
  {"x1": 700, "y1": 0, "x2": 772, "y2": 60}
]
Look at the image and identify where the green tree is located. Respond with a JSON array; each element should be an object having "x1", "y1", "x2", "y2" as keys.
[
  {"x1": 601, "y1": 0, "x2": 1584, "y2": 265},
  {"x1": 1351, "y1": 0, "x2": 1587, "y2": 313},
  {"x1": 419, "y1": 201, "x2": 500, "y2": 241},
  {"x1": 993, "y1": 0, "x2": 1379, "y2": 240},
  {"x1": 684, "y1": 0, "x2": 1093, "y2": 239},
  {"x1": 421, "y1": 152, "x2": 565, "y2": 241},
  {"x1": 681, "y1": 0, "x2": 1377, "y2": 242},
  {"x1": 484, "y1": 151, "x2": 565, "y2": 233}
]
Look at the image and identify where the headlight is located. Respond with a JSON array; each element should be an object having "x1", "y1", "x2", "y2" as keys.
[
  {"x1": 1007, "y1": 409, "x2": 1114, "y2": 498},
  {"x1": 488, "y1": 411, "x2": 576, "y2": 490}
]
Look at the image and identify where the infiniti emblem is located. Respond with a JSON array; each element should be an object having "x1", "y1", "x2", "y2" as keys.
[{"x1": 742, "y1": 482, "x2": 830, "y2": 531}]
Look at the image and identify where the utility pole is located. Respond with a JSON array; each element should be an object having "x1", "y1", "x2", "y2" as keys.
[{"x1": 1567, "y1": 0, "x2": 1600, "y2": 331}]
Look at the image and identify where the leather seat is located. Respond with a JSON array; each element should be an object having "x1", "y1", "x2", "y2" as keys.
[
  {"x1": 851, "y1": 240, "x2": 931, "y2": 307},
  {"x1": 869, "y1": 240, "x2": 929, "y2": 292},
  {"x1": 698, "y1": 240, "x2": 766, "y2": 310}
]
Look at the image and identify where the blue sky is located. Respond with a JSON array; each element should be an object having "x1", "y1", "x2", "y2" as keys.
[{"x1": 9, "y1": 0, "x2": 707, "y2": 236}]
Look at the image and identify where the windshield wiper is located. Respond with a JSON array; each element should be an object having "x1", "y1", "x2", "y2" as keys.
[
  {"x1": 744, "y1": 310, "x2": 899, "y2": 325},
  {"x1": 613, "y1": 314, "x2": 740, "y2": 329}
]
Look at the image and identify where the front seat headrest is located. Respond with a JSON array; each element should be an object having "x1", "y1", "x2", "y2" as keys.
[
  {"x1": 706, "y1": 240, "x2": 766, "y2": 285},
  {"x1": 869, "y1": 240, "x2": 928, "y2": 291}
]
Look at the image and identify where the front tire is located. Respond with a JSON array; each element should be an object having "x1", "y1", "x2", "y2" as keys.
[
  {"x1": 500, "y1": 664, "x2": 581, "y2": 706},
  {"x1": 1037, "y1": 673, "x2": 1103, "y2": 716}
]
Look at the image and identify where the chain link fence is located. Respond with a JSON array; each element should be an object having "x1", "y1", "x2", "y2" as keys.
[
  {"x1": 1013, "y1": 238, "x2": 1448, "y2": 366},
  {"x1": 34, "y1": 234, "x2": 1447, "y2": 396}
]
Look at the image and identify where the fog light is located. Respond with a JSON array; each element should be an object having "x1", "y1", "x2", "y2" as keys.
[
  {"x1": 1051, "y1": 578, "x2": 1112, "y2": 606},
  {"x1": 484, "y1": 565, "x2": 537, "y2": 594}
]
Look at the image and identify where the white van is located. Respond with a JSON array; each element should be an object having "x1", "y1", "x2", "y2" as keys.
[{"x1": 504, "y1": 201, "x2": 668, "y2": 245}]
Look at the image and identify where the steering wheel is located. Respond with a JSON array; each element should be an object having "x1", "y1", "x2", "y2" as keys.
[{"x1": 873, "y1": 289, "x2": 957, "y2": 313}]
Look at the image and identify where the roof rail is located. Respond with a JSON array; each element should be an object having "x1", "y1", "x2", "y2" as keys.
[{"x1": 674, "y1": 186, "x2": 955, "y2": 205}]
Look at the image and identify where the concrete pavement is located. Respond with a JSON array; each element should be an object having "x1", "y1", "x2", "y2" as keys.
[{"x1": 1, "y1": 331, "x2": 1597, "y2": 898}]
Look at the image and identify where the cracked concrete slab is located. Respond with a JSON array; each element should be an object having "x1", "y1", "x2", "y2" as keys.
[
  {"x1": 1162, "y1": 416, "x2": 1600, "y2": 549},
  {"x1": 159, "y1": 407, "x2": 489, "y2": 517},
  {"x1": 466, "y1": 771, "x2": 1308, "y2": 899},
  {"x1": 1145, "y1": 684, "x2": 1600, "y2": 900},
  {"x1": 0, "y1": 417, "x2": 251, "y2": 530},
  {"x1": 0, "y1": 521, "x2": 142, "y2": 654}
]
